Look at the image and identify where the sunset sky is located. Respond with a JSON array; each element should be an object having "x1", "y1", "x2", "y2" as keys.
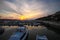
[{"x1": 0, "y1": 0, "x2": 60, "y2": 20}]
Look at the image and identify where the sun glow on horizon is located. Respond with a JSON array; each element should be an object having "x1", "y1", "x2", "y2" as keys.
[
  {"x1": 19, "y1": 11, "x2": 40, "y2": 20},
  {"x1": 19, "y1": 15, "x2": 27, "y2": 20}
]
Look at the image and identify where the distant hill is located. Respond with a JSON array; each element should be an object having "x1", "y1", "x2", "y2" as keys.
[
  {"x1": 36, "y1": 11, "x2": 60, "y2": 34},
  {"x1": 36, "y1": 11, "x2": 60, "y2": 22}
]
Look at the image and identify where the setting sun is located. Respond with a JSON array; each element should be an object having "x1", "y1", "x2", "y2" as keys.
[{"x1": 20, "y1": 16, "x2": 26, "y2": 20}]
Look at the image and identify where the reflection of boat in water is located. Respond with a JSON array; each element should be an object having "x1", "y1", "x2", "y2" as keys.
[
  {"x1": 36, "y1": 35, "x2": 48, "y2": 40},
  {"x1": 9, "y1": 26, "x2": 28, "y2": 40}
]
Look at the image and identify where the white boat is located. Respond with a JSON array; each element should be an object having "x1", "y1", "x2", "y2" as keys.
[
  {"x1": 36, "y1": 35, "x2": 48, "y2": 40},
  {"x1": 9, "y1": 26, "x2": 28, "y2": 40}
]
